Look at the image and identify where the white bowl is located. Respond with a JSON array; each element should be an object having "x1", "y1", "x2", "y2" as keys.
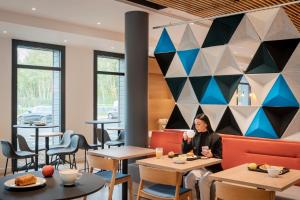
[
  {"x1": 173, "y1": 157, "x2": 186, "y2": 164},
  {"x1": 59, "y1": 169, "x2": 82, "y2": 185},
  {"x1": 267, "y1": 167, "x2": 281, "y2": 178}
]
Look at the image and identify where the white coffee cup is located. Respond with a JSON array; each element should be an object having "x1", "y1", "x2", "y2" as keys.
[
  {"x1": 59, "y1": 169, "x2": 82, "y2": 185},
  {"x1": 186, "y1": 130, "x2": 195, "y2": 138},
  {"x1": 267, "y1": 166, "x2": 281, "y2": 178}
]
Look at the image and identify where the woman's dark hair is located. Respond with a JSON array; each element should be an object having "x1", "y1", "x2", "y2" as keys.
[{"x1": 192, "y1": 113, "x2": 214, "y2": 134}]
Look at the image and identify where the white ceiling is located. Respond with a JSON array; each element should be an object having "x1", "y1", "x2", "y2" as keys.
[{"x1": 0, "y1": 0, "x2": 206, "y2": 54}]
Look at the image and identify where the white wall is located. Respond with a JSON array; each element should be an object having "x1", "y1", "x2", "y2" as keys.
[{"x1": 0, "y1": 38, "x2": 95, "y2": 174}]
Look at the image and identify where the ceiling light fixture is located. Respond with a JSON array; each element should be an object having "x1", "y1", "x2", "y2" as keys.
[
  {"x1": 32, "y1": 7, "x2": 36, "y2": 11},
  {"x1": 97, "y1": 22, "x2": 101, "y2": 25},
  {"x1": 63, "y1": 39, "x2": 68, "y2": 43},
  {"x1": 3, "y1": 30, "x2": 8, "y2": 34}
]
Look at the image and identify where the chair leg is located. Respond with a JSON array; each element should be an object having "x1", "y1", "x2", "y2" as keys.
[
  {"x1": 73, "y1": 154, "x2": 77, "y2": 169},
  {"x1": 25, "y1": 158, "x2": 28, "y2": 172},
  {"x1": 84, "y1": 150, "x2": 87, "y2": 172},
  {"x1": 128, "y1": 177, "x2": 133, "y2": 200},
  {"x1": 4, "y1": 158, "x2": 8, "y2": 176},
  {"x1": 108, "y1": 183, "x2": 114, "y2": 200},
  {"x1": 69, "y1": 154, "x2": 72, "y2": 169}
]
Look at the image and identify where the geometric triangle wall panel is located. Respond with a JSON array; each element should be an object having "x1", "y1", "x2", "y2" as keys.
[
  {"x1": 189, "y1": 52, "x2": 212, "y2": 77},
  {"x1": 154, "y1": 28, "x2": 176, "y2": 54},
  {"x1": 165, "y1": 53, "x2": 187, "y2": 78},
  {"x1": 177, "y1": 48, "x2": 200, "y2": 75},
  {"x1": 284, "y1": 43, "x2": 300, "y2": 73},
  {"x1": 154, "y1": 52, "x2": 176, "y2": 76},
  {"x1": 282, "y1": 72, "x2": 300, "y2": 103},
  {"x1": 201, "y1": 104, "x2": 227, "y2": 131},
  {"x1": 189, "y1": 76, "x2": 211, "y2": 103},
  {"x1": 281, "y1": 110, "x2": 300, "y2": 139},
  {"x1": 200, "y1": 77, "x2": 227, "y2": 105},
  {"x1": 177, "y1": 79, "x2": 198, "y2": 104},
  {"x1": 165, "y1": 105, "x2": 190, "y2": 129},
  {"x1": 263, "y1": 75, "x2": 299, "y2": 107},
  {"x1": 263, "y1": 8, "x2": 300, "y2": 41},
  {"x1": 245, "y1": 108, "x2": 278, "y2": 139},
  {"x1": 202, "y1": 45, "x2": 226, "y2": 75},
  {"x1": 165, "y1": 77, "x2": 187, "y2": 102},
  {"x1": 262, "y1": 106, "x2": 298, "y2": 138},
  {"x1": 177, "y1": 103, "x2": 199, "y2": 128},
  {"x1": 215, "y1": 75, "x2": 243, "y2": 103},
  {"x1": 215, "y1": 46, "x2": 242, "y2": 75},
  {"x1": 202, "y1": 14, "x2": 244, "y2": 48},
  {"x1": 216, "y1": 107, "x2": 242, "y2": 135},
  {"x1": 178, "y1": 24, "x2": 200, "y2": 50},
  {"x1": 230, "y1": 106, "x2": 260, "y2": 134}
]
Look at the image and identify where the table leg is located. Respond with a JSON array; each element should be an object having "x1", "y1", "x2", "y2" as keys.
[
  {"x1": 93, "y1": 124, "x2": 97, "y2": 145},
  {"x1": 45, "y1": 137, "x2": 49, "y2": 165},
  {"x1": 122, "y1": 159, "x2": 128, "y2": 200},
  {"x1": 34, "y1": 128, "x2": 39, "y2": 171},
  {"x1": 101, "y1": 123, "x2": 104, "y2": 149}
]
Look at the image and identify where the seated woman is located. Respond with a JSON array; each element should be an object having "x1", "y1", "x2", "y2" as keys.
[{"x1": 182, "y1": 113, "x2": 222, "y2": 200}]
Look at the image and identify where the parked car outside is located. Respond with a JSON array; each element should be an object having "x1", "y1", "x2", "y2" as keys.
[{"x1": 17, "y1": 105, "x2": 53, "y2": 124}]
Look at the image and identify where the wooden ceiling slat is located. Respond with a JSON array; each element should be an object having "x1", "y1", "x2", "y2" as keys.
[{"x1": 148, "y1": 0, "x2": 300, "y2": 31}]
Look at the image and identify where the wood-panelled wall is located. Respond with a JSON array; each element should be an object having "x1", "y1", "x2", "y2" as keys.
[{"x1": 148, "y1": 57, "x2": 174, "y2": 130}]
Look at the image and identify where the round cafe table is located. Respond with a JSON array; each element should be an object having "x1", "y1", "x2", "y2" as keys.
[{"x1": 0, "y1": 171, "x2": 105, "y2": 200}]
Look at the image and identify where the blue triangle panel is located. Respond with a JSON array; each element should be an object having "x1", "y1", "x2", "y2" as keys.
[
  {"x1": 263, "y1": 75, "x2": 299, "y2": 107},
  {"x1": 200, "y1": 77, "x2": 227, "y2": 104},
  {"x1": 177, "y1": 48, "x2": 200, "y2": 75},
  {"x1": 154, "y1": 28, "x2": 176, "y2": 54},
  {"x1": 245, "y1": 108, "x2": 278, "y2": 139}
]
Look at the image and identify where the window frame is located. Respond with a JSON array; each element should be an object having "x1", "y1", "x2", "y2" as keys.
[
  {"x1": 11, "y1": 39, "x2": 65, "y2": 170},
  {"x1": 93, "y1": 50, "x2": 125, "y2": 144}
]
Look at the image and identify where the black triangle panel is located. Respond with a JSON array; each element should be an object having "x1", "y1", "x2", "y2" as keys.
[
  {"x1": 265, "y1": 39, "x2": 300, "y2": 71},
  {"x1": 165, "y1": 105, "x2": 190, "y2": 129},
  {"x1": 216, "y1": 107, "x2": 242, "y2": 135},
  {"x1": 262, "y1": 106, "x2": 299, "y2": 138},
  {"x1": 191, "y1": 106, "x2": 204, "y2": 130},
  {"x1": 154, "y1": 52, "x2": 176, "y2": 76},
  {"x1": 165, "y1": 77, "x2": 187, "y2": 102},
  {"x1": 189, "y1": 76, "x2": 212, "y2": 103},
  {"x1": 246, "y1": 43, "x2": 279, "y2": 74},
  {"x1": 202, "y1": 14, "x2": 244, "y2": 48},
  {"x1": 215, "y1": 75, "x2": 243, "y2": 103}
]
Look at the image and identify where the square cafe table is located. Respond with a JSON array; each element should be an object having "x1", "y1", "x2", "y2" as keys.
[
  {"x1": 87, "y1": 146, "x2": 156, "y2": 200},
  {"x1": 136, "y1": 156, "x2": 222, "y2": 173},
  {"x1": 209, "y1": 163, "x2": 300, "y2": 198}
]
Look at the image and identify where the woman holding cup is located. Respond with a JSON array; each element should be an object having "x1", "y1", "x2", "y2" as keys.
[{"x1": 182, "y1": 113, "x2": 222, "y2": 200}]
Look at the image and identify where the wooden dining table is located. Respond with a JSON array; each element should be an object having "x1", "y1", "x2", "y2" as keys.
[
  {"x1": 209, "y1": 164, "x2": 300, "y2": 199},
  {"x1": 87, "y1": 145, "x2": 156, "y2": 200}
]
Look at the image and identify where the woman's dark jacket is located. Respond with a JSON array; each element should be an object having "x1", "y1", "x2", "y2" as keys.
[{"x1": 182, "y1": 131, "x2": 222, "y2": 173}]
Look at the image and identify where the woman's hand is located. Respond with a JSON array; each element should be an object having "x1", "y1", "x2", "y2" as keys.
[
  {"x1": 183, "y1": 132, "x2": 192, "y2": 143},
  {"x1": 202, "y1": 149, "x2": 213, "y2": 158}
]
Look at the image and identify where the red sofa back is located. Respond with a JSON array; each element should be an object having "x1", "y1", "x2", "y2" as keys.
[{"x1": 150, "y1": 130, "x2": 183, "y2": 154}]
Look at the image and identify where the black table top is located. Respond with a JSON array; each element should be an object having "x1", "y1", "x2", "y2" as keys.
[
  {"x1": 13, "y1": 124, "x2": 60, "y2": 129},
  {"x1": 0, "y1": 171, "x2": 105, "y2": 200}
]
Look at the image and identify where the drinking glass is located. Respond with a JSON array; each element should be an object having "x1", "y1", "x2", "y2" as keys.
[{"x1": 155, "y1": 147, "x2": 163, "y2": 159}]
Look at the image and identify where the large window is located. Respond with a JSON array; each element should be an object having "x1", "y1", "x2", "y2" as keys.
[
  {"x1": 12, "y1": 40, "x2": 65, "y2": 169},
  {"x1": 94, "y1": 51, "x2": 125, "y2": 139}
]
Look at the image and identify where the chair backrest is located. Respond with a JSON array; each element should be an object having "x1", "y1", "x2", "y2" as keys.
[
  {"x1": 69, "y1": 135, "x2": 80, "y2": 152},
  {"x1": 17, "y1": 135, "x2": 32, "y2": 152},
  {"x1": 215, "y1": 182, "x2": 275, "y2": 200},
  {"x1": 96, "y1": 129, "x2": 111, "y2": 144},
  {"x1": 118, "y1": 131, "x2": 125, "y2": 141},
  {"x1": 0, "y1": 140, "x2": 17, "y2": 158},
  {"x1": 87, "y1": 154, "x2": 118, "y2": 171},
  {"x1": 138, "y1": 165, "x2": 181, "y2": 186},
  {"x1": 75, "y1": 134, "x2": 90, "y2": 149},
  {"x1": 60, "y1": 130, "x2": 73, "y2": 146}
]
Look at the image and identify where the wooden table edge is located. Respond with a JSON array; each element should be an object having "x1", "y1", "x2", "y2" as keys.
[
  {"x1": 136, "y1": 158, "x2": 222, "y2": 173},
  {"x1": 87, "y1": 150, "x2": 156, "y2": 160}
]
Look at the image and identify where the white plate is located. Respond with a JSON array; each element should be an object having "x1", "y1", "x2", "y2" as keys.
[
  {"x1": 4, "y1": 177, "x2": 46, "y2": 189},
  {"x1": 173, "y1": 159, "x2": 186, "y2": 164}
]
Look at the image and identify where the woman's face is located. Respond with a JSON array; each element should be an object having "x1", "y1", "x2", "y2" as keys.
[{"x1": 194, "y1": 119, "x2": 208, "y2": 133}]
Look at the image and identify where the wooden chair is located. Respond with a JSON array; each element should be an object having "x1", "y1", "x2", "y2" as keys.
[
  {"x1": 215, "y1": 181, "x2": 275, "y2": 200},
  {"x1": 87, "y1": 154, "x2": 132, "y2": 200},
  {"x1": 137, "y1": 165, "x2": 192, "y2": 200}
]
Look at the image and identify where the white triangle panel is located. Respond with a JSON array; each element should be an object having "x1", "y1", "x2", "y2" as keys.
[
  {"x1": 189, "y1": 23, "x2": 210, "y2": 47},
  {"x1": 264, "y1": 8, "x2": 300, "y2": 41},
  {"x1": 178, "y1": 24, "x2": 200, "y2": 50},
  {"x1": 200, "y1": 104, "x2": 227, "y2": 131},
  {"x1": 284, "y1": 43, "x2": 300, "y2": 73},
  {"x1": 165, "y1": 53, "x2": 187, "y2": 77},
  {"x1": 281, "y1": 110, "x2": 300, "y2": 141},
  {"x1": 230, "y1": 15, "x2": 261, "y2": 44},
  {"x1": 177, "y1": 79, "x2": 198, "y2": 104},
  {"x1": 247, "y1": 8, "x2": 279, "y2": 40},
  {"x1": 245, "y1": 74, "x2": 279, "y2": 106},
  {"x1": 189, "y1": 52, "x2": 212, "y2": 77},
  {"x1": 215, "y1": 46, "x2": 243, "y2": 75},
  {"x1": 282, "y1": 72, "x2": 300, "y2": 103},
  {"x1": 161, "y1": 24, "x2": 185, "y2": 50},
  {"x1": 230, "y1": 106, "x2": 260, "y2": 134},
  {"x1": 177, "y1": 103, "x2": 199, "y2": 128},
  {"x1": 202, "y1": 45, "x2": 226, "y2": 75}
]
